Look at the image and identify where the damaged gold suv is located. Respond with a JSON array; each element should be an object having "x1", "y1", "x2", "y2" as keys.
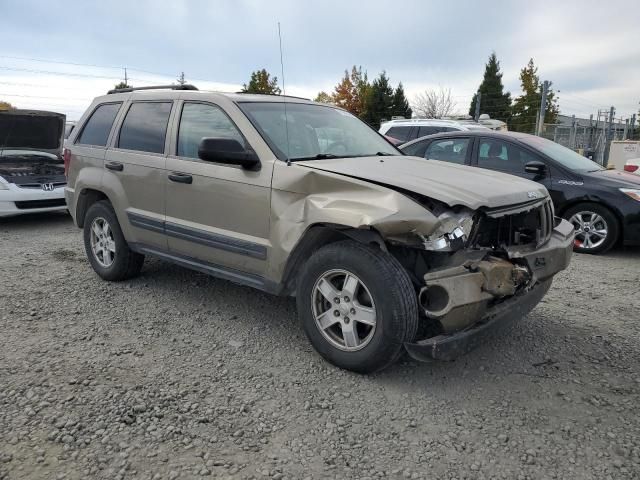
[{"x1": 65, "y1": 85, "x2": 574, "y2": 372}]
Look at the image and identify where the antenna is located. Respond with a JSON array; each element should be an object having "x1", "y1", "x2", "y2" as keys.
[{"x1": 278, "y1": 22, "x2": 291, "y2": 166}]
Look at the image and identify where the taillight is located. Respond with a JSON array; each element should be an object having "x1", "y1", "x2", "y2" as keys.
[
  {"x1": 624, "y1": 164, "x2": 638, "y2": 173},
  {"x1": 63, "y1": 148, "x2": 71, "y2": 177}
]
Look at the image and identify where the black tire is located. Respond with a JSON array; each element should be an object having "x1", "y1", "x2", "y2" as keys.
[
  {"x1": 296, "y1": 240, "x2": 419, "y2": 373},
  {"x1": 83, "y1": 200, "x2": 144, "y2": 281},
  {"x1": 563, "y1": 202, "x2": 619, "y2": 254}
]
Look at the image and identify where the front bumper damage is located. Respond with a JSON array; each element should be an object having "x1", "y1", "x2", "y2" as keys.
[{"x1": 404, "y1": 217, "x2": 574, "y2": 361}]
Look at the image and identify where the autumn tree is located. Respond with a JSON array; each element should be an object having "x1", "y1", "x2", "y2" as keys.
[
  {"x1": 0, "y1": 101, "x2": 15, "y2": 111},
  {"x1": 361, "y1": 71, "x2": 394, "y2": 129},
  {"x1": 468, "y1": 52, "x2": 511, "y2": 122},
  {"x1": 510, "y1": 58, "x2": 559, "y2": 133},
  {"x1": 412, "y1": 87, "x2": 456, "y2": 118},
  {"x1": 333, "y1": 66, "x2": 369, "y2": 116},
  {"x1": 390, "y1": 83, "x2": 412, "y2": 119},
  {"x1": 242, "y1": 69, "x2": 281, "y2": 95},
  {"x1": 314, "y1": 91, "x2": 334, "y2": 104}
]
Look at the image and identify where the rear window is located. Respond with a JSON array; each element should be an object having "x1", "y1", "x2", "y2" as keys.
[
  {"x1": 76, "y1": 103, "x2": 121, "y2": 147},
  {"x1": 118, "y1": 102, "x2": 172, "y2": 154},
  {"x1": 385, "y1": 126, "x2": 412, "y2": 142}
]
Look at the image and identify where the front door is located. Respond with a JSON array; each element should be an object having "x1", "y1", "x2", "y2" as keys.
[{"x1": 164, "y1": 101, "x2": 272, "y2": 277}]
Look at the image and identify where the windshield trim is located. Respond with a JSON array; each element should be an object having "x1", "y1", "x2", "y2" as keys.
[{"x1": 235, "y1": 101, "x2": 402, "y2": 162}]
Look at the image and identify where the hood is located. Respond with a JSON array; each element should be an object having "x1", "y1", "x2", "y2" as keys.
[
  {"x1": 296, "y1": 155, "x2": 549, "y2": 210},
  {"x1": 583, "y1": 168, "x2": 640, "y2": 188},
  {"x1": 0, "y1": 110, "x2": 66, "y2": 157}
]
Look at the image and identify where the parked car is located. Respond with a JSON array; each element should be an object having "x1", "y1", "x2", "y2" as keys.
[
  {"x1": 379, "y1": 118, "x2": 488, "y2": 144},
  {"x1": 400, "y1": 131, "x2": 640, "y2": 254},
  {"x1": 65, "y1": 85, "x2": 574, "y2": 372},
  {"x1": 63, "y1": 121, "x2": 76, "y2": 148},
  {"x1": 624, "y1": 158, "x2": 640, "y2": 175},
  {"x1": 0, "y1": 109, "x2": 68, "y2": 217}
]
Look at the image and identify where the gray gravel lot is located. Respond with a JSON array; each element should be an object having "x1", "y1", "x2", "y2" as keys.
[{"x1": 1, "y1": 213, "x2": 639, "y2": 480}]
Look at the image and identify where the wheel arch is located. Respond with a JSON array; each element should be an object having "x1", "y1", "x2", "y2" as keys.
[
  {"x1": 75, "y1": 188, "x2": 112, "y2": 228},
  {"x1": 279, "y1": 223, "x2": 387, "y2": 296}
]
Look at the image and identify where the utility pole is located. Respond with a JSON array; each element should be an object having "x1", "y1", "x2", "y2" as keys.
[
  {"x1": 624, "y1": 119, "x2": 629, "y2": 140},
  {"x1": 536, "y1": 80, "x2": 549, "y2": 136},
  {"x1": 474, "y1": 92, "x2": 481, "y2": 121},
  {"x1": 124, "y1": 67, "x2": 128, "y2": 86},
  {"x1": 631, "y1": 114, "x2": 637, "y2": 140},
  {"x1": 604, "y1": 106, "x2": 615, "y2": 166},
  {"x1": 587, "y1": 113, "x2": 594, "y2": 151},
  {"x1": 569, "y1": 114, "x2": 577, "y2": 149},
  {"x1": 177, "y1": 72, "x2": 186, "y2": 85}
]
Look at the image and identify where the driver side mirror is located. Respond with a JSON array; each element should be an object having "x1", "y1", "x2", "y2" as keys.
[
  {"x1": 198, "y1": 138, "x2": 260, "y2": 170},
  {"x1": 524, "y1": 161, "x2": 547, "y2": 176}
]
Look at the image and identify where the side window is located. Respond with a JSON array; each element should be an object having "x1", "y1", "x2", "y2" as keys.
[
  {"x1": 177, "y1": 103, "x2": 244, "y2": 159},
  {"x1": 418, "y1": 126, "x2": 438, "y2": 137},
  {"x1": 118, "y1": 102, "x2": 172, "y2": 154},
  {"x1": 386, "y1": 126, "x2": 411, "y2": 142},
  {"x1": 76, "y1": 103, "x2": 121, "y2": 147},
  {"x1": 402, "y1": 140, "x2": 428, "y2": 157},
  {"x1": 425, "y1": 138, "x2": 470, "y2": 164},
  {"x1": 477, "y1": 138, "x2": 539, "y2": 174}
]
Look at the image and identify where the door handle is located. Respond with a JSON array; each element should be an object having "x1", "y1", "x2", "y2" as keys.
[
  {"x1": 168, "y1": 173, "x2": 193, "y2": 184},
  {"x1": 105, "y1": 162, "x2": 124, "y2": 172}
]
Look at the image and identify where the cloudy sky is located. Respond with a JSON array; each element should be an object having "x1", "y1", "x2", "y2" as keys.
[{"x1": 1, "y1": 0, "x2": 638, "y2": 121}]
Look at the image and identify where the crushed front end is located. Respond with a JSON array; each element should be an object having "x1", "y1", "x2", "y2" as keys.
[{"x1": 389, "y1": 196, "x2": 575, "y2": 361}]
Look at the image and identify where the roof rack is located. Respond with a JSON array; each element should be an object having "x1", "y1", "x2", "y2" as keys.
[{"x1": 107, "y1": 84, "x2": 198, "y2": 94}]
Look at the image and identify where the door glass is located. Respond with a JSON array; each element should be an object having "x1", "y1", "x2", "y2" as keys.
[
  {"x1": 478, "y1": 138, "x2": 541, "y2": 174},
  {"x1": 418, "y1": 126, "x2": 438, "y2": 137},
  {"x1": 76, "y1": 103, "x2": 121, "y2": 147},
  {"x1": 425, "y1": 138, "x2": 469, "y2": 164},
  {"x1": 118, "y1": 102, "x2": 172, "y2": 154},
  {"x1": 177, "y1": 103, "x2": 245, "y2": 159}
]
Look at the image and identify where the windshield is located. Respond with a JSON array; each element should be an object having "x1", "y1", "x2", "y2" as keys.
[
  {"x1": 238, "y1": 102, "x2": 399, "y2": 161},
  {"x1": 520, "y1": 135, "x2": 603, "y2": 172}
]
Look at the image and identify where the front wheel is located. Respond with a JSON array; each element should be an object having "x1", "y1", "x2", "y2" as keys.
[
  {"x1": 297, "y1": 240, "x2": 418, "y2": 373},
  {"x1": 563, "y1": 203, "x2": 619, "y2": 254}
]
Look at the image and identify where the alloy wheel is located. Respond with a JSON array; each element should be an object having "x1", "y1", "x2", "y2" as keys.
[
  {"x1": 569, "y1": 211, "x2": 608, "y2": 250},
  {"x1": 311, "y1": 269, "x2": 377, "y2": 352},
  {"x1": 90, "y1": 217, "x2": 116, "y2": 267}
]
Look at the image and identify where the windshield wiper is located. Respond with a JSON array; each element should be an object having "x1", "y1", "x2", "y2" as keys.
[
  {"x1": 290, "y1": 153, "x2": 340, "y2": 161},
  {"x1": 375, "y1": 151, "x2": 394, "y2": 156}
]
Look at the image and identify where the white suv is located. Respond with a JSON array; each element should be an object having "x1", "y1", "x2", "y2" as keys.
[{"x1": 379, "y1": 119, "x2": 488, "y2": 144}]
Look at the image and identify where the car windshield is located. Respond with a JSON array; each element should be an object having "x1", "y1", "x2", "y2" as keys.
[
  {"x1": 238, "y1": 102, "x2": 399, "y2": 161},
  {"x1": 520, "y1": 135, "x2": 604, "y2": 172}
]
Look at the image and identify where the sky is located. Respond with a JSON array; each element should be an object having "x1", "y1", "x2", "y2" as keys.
[{"x1": 1, "y1": 0, "x2": 638, "y2": 122}]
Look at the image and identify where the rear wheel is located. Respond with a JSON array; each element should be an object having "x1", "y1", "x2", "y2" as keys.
[
  {"x1": 83, "y1": 200, "x2": 144, "y2": 280},
  {"x1": 297, "y1": 240, "x2": 418, "y2": 373},
  {"x1": 563, "y1": 203, "x2": 619, "y2": 254}
]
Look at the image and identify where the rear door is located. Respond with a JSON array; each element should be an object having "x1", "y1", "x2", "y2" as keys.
[
  {"x1": 472, "y1": 137, "x2": 552, "y2": 188},
  {"x1": 103, "y1": 100, "x2": 174, "y2": 250},
  {"x1": 164, "y1": 100, "x2": 272, "y2": 277}
]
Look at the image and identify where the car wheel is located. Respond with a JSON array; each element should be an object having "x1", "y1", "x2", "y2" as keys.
[
  {"x1": 83, "y1": 200, "x2": 144, "y2": 281},
  {"x1": 563, "y1": 203, "x2": 619, "y2": 254},
  {"x1": 297, "y1": 240, "x2": 418, "y2": 373}
]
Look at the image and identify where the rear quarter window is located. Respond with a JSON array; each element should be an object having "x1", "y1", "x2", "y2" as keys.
[
  {"x1": 76, "y1": 103, "x2": 122, "y2": 147},
  {"x1": 385, "y1": 126, "x2": 412, "y2": 142}
]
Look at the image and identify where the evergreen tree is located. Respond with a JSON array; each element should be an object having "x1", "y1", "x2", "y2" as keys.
[
  {"x1": 114, "y1": 81, "x2": 131, "y2": 89},
  {"x1": 391, "y1": 82, "x2": 412, "y2": 119},
  {"x1": 510, "y1": 59, "x2": 559, "y2": 133},
  {"x1": 242, "y1": 69, "x2": 281, "y2": 95},
  {"x1": 361, "y1": 71, "x2": 394, "y2": 129},
  {"x1": 468, "y1": 52, "x2": 511, "y2": 122}
]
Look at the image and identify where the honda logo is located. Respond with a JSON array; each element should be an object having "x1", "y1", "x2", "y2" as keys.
[{"x1": 41, "y1": 183, "x2": 55, "y2": 191}]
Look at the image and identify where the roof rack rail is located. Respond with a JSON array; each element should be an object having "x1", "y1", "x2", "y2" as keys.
[{"x1": 107, "y1": 84, "x2": 198, "y2": 94}]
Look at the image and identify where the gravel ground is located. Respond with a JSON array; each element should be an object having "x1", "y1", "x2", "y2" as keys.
[{"x1": 1, "y1": 213, "x2": 639, "y2": 480}]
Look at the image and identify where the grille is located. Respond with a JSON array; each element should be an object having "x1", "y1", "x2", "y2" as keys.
[
  {"x1": 14, "y1": 199, "x2": 67, "y2": 209},
  {"x1": 473, "y1": 199, "x2": 554, "y2": 249},
  {"x1": 17, "y1": 182, "x2": 66, "y2": 189}
]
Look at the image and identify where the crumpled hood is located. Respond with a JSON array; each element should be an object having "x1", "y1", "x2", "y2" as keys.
[
  {"x1": 296, "y1": 155, "x2": 549, "y2": 210},
  {"x1": 0, "y1": 109, "x2": 66, "y2": 157}
]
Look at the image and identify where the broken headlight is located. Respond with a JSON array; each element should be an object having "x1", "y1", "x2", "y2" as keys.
[{"x1": 415, "y1": 210, "x2": 475, "y2": 252}]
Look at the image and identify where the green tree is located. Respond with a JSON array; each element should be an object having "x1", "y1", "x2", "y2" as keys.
[
  {"x1": 314, "y1": 91, "x2": 334, "y2": 104},
  {"x1": 242, "y1": 69, "x2": 281, "y2": 95},
  {"x1": 333, "y1": 66, "x2": 369, "y2": 116},
  {"x1": 390, "y1": 82, "x2": 412, "y2": 119},
  {"x1": 510, "y1": 59, "x2": 559, "y2": 133},
  {"x1": 361, "y1": 71, "x2": 394, "y2": 129},
  {"x1": 468, "y1": 52, "x2": 511, "y2": 122},
  {"x1": 113, "y1": 81, "x2": 131, "y2": 89},
  {"x1": 0, "y1": 100, "x2": 15, "y2": 111}
]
